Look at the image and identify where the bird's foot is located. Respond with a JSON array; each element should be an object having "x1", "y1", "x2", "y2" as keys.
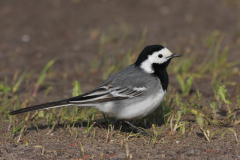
[{"x1": 122, "y1": 120, "x2": 151, "y2": 137}]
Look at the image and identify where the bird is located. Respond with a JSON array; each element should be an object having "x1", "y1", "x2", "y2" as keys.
[{"x1": 9, "y1": 45, "x2": 181, "y2": 135}]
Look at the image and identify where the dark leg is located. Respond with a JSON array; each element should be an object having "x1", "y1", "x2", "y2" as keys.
[{"x1": 122, "y1": 120, "x2": 150, "y2": 136}]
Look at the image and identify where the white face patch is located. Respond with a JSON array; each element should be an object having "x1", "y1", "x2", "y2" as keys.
[{"x1": 140, "y1": 48, "x2": 173, "y2": 73}]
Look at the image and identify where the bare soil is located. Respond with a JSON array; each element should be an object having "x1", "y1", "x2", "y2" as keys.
[{"x1": 1, "y1": 0, "x2": 240, "y2": 159}]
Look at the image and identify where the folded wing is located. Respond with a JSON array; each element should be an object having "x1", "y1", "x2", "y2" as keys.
[{"x1": 69, "y1": 85, "x2": 147, "y2": 104}]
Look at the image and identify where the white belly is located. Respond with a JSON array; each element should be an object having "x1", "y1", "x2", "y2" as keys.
[{"x1": 99, "y1": 89, "x2": 166, "y2": 120}]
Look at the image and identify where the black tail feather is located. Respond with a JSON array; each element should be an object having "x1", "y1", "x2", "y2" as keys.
[{"x1": 9, "y1": 100, "x2": 69, "y2": 115}]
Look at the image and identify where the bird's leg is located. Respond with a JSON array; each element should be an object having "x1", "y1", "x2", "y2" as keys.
[{"x1": 122, "y1": 120, "x2": 150, "y2": 136}]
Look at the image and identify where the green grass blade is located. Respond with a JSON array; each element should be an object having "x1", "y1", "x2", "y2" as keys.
[
  {"x1": 13, "y1": 120, "x2": 27, "y2": 134},
  {"x1": 177, "y1": 74, "x2": 185, "y2": 94},
  {"x1": 37, "y1": 58, "x2": 56, "y2": 85},
  {"x1": 72, "y1": 81, "x2": 82, "y2": 97},
  {"x1": 12, "y1": 70, "x2": 27, "y2": 93}
]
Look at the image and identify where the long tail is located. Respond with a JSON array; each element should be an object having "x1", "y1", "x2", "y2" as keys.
[
  {"x1": 9, "y1": 100, "x2": 69, "y2": 115},
  {"x1": 9, "y1": 85, "x2": 119, "y2": 115}
]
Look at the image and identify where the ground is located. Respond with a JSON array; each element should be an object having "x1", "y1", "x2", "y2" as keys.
[{"x1": 1, "y1": 0, "x2": 240, "y2": 159}]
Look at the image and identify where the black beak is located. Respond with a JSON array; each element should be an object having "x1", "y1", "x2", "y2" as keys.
[{"x1": 168, "y1": 54, "x2": 181, "y2": 58}]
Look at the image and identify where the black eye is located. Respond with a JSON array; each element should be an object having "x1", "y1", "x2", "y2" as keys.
[{"x1": 158, "y1": 54, "x2": 163, "y2": 58}]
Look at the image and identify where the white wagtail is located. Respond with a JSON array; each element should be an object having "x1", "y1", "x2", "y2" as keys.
[{"x1": 10, "y1": 45, "x2": 181, "y2": 135}]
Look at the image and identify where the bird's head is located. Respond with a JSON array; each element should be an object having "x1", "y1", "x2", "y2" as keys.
[{"x1": 135, "y1": 45, "x2": 181, "y2": 73}]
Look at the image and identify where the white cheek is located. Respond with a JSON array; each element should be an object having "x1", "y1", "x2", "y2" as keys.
[
  {"x1": 148, "y1": 52, "x2": 164, "y2": 64},
  {"x1": 151, "y1": 48, "x2": 173, "y2": 64},
  {"x1": 140, "y1": 53, "x2": 164, "y2": 73}
]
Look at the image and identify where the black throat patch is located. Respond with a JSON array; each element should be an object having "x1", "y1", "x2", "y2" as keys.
[{"x1": 151, "y1": 59, "x2": 171, "y2": 91}]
